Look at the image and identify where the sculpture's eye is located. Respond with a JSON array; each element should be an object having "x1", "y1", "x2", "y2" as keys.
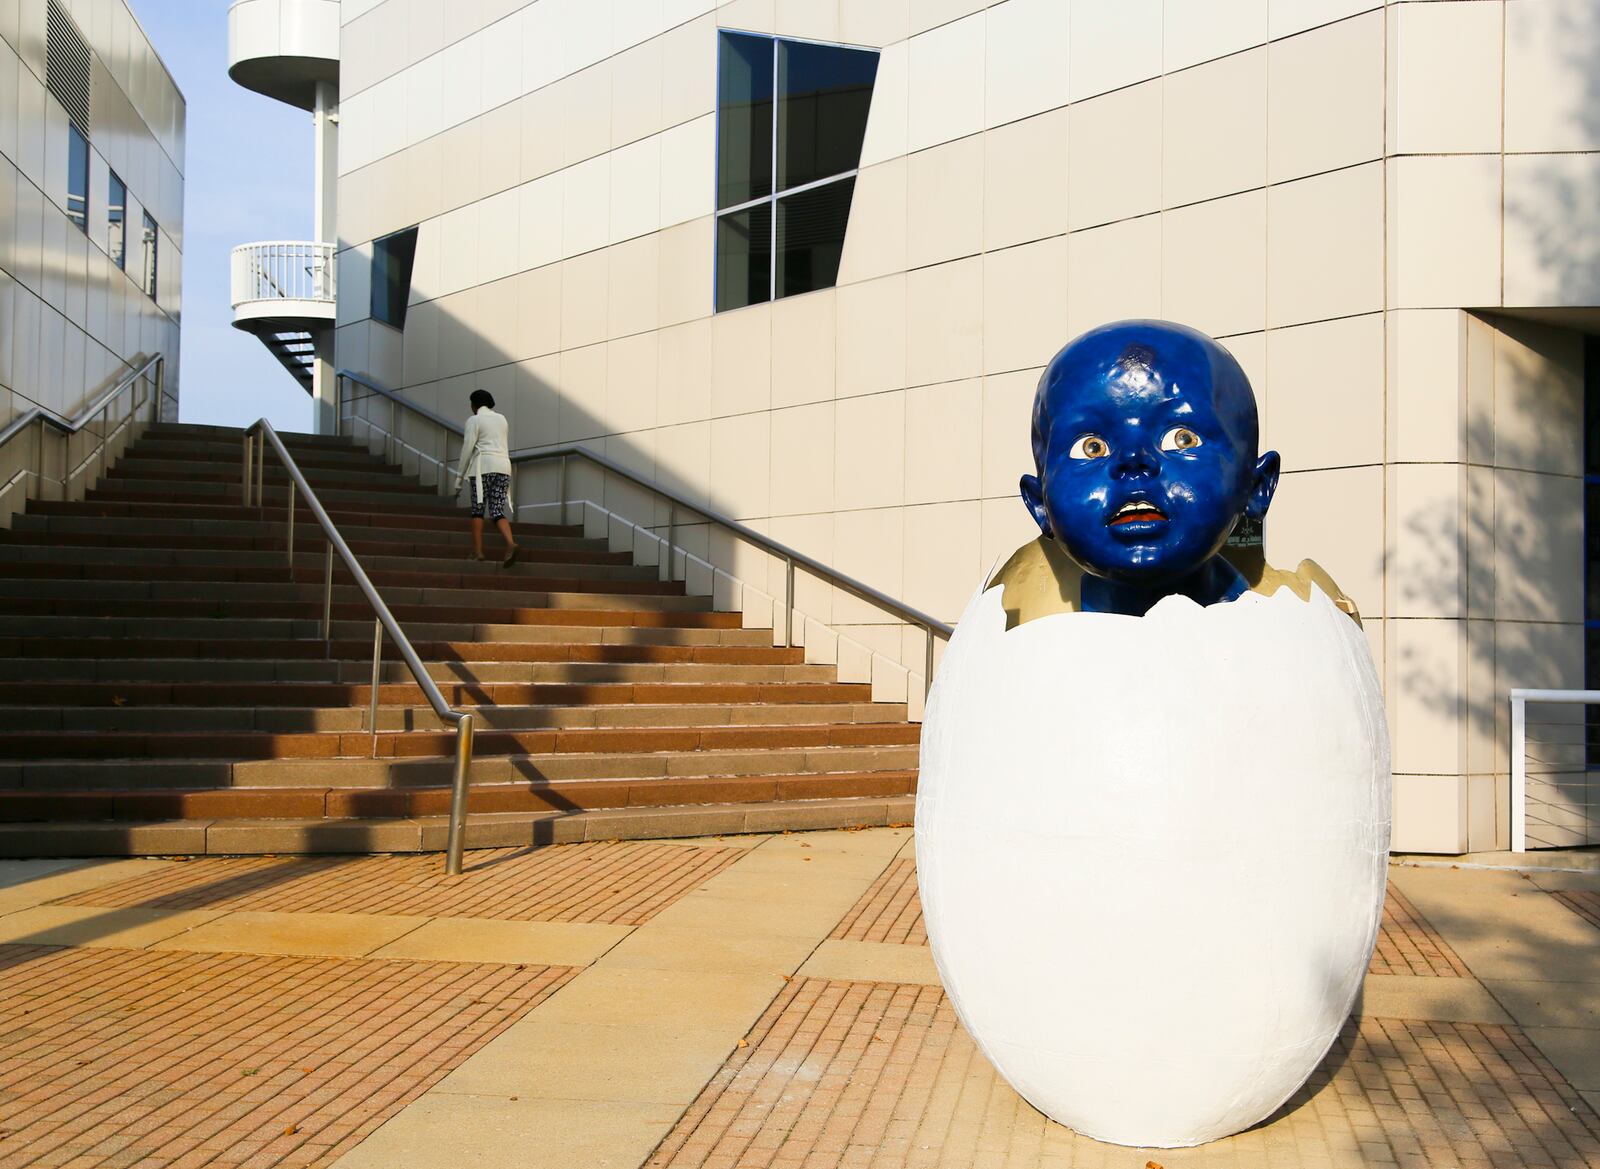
[
  {"x1": 1159, "y1": 426, "x2": 1202, "y2": 453},
  {"x1": 1069, "y1": 434, "x2": 1110, "y2": 460}
]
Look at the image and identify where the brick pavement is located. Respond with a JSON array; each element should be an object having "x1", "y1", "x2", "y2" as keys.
[
  {"x1": 831, "y1": 863, "x2": 1474, "y2": 979},
  {"x1": 0, "y1": 944, "x2": 575, "y2": 1169},
  {"x1": 647, "y1": 977, "x2": 1600, "y2": 1169},
  {"x1": 53, "y1": 842, "x2": 744, "y2": 925}
]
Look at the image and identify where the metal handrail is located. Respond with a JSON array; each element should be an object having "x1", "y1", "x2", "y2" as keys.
[
  {"x1": 242, "y1": 418, "x2": 476, "y2": 875},
  {"x1": 335, "y1": 369, "x2": 954, "y2": 694},
  {"x1": 0, "y1": 354, "x2": 164, "y2": 523},
  {"x1": 1509, "y1": 687, "x2": 1600, "y2": 853}
]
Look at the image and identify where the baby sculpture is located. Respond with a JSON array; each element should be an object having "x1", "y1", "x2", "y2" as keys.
[{"x1": 915, "y1": 320, "x2": 1391, "y2": 1148}]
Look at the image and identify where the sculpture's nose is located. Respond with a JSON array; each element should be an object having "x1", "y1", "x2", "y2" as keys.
[{"x1": 1110, "y1": 442, "x2": 1158, "y2": 480}]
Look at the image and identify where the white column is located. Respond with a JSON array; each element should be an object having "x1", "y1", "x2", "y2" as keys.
[{"x1": 311, "y1": 80, "x2": 339, "y2": 435}]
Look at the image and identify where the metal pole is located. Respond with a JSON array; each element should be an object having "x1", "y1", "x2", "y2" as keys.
[
  {"x1": 925, "y1": 627, "x2": 935, "y2": 701},
  {"x1": 287, "y1": 478, "x2": 296, "y2": 566},
  {"x1": 444, "y1": 714, "x2": 476, "y2": 876},
  {"x1": 256, "y1": 430, "x2": 265, "y2": 505},
  {"x1": 558, "y1": 454, "x2": 567, "y2": 526},
  {"x1": 1511, "y1": 694, "x2": 1527, "y2": 852},
  {"x1": 242, "y1": 433, "x2": 253, "y2": 506},
  {"x1": 321, "y1": 545, "x2": 334, "y2": 647},
  {"x1": 96, "y1": 401, "x2": 107, "y2": 488},
  {"x1": 665, "y1": 504, "x2": 675, "y2": 583},
  {"x1": 784, "y1": 557, "x2": 794, "y2": 648},
  {"x1": 370, "y1": 617, "x2": 383, "y2": 756}
]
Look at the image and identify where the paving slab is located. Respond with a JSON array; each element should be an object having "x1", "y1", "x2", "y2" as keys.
[
  {"x1": 1356, "y1": 972, "x2": 1511, "y2": 1023},
  {"x1": 799, "y1": 937, "x2": 942, "y2": 985},
  {"x1": 1485, "y1": 977, "x2": 1600, "y2": 1029},
  {"x1": 151, "y1": 909, "x2": 429, "y2": 957},
  {"x1": 596, "y1": 923, "x2": 818, "y2": 974},
  {"x1": 0, "y1": 903, "x2": 224, "y2": 948},
  {"x1": 0, "y1": 857, "x2": 173, "y2": 913},
  {"x1": 369, "y1": 917, "x2": 632, "y2": 965},
  {"x1": 1526, "y1": 1025, "x2": 1600, "y2": 1092}
]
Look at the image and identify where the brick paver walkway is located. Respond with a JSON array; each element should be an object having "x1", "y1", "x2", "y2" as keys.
[
  {"x1": 54, "y1": 842, "x2": 744, "y2": 924},
  {"x1": 1552, "y1": 889, "x2": 1600, "y2": 932},
  {"x1": 831, "y1": 864, "x2": 1474, "y2": 977},
  {"x1": 0, "y1": 945, "x2": 574, "y2": 1169},
  {"x1": 649, "y1": 977, "x2": 1600, "y2": 1169}
]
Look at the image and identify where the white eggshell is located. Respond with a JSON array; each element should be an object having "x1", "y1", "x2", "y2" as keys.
[{"x1": 916, "y1": 583, "x2": 1391, "y2": 1148}]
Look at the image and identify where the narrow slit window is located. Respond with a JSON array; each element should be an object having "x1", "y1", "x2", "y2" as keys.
[
  {"x1": 714, "y1": 32, "x2": 878, "y2": 311},
  {"x1": 371, "y1": 226, "x2": 420, "y2": 329},
  {"x1": 140, "y1": 211, "x2": 158, "y2": 299},
  {"x1": 66, "y1": 122, "x2": 89, "y2": 233},
  {"x1": 107, "y1": 171, "x2": 126, "y2": 269}
]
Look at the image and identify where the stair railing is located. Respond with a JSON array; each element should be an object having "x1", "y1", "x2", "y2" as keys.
[
  {"x1": 334, "y1": 369, "x2": 953, "y2": 699},
  {"x1": 241, "y1": 418, "x2": 477, "y2": 876},
  {"x1": 0, "y1": 354, "x2": 165, "y2": 529}
]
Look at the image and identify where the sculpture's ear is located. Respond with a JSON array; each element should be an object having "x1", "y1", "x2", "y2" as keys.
[
  {"x1": 1245, "y1": 450, "x2": 1281, "y2": 521},
  {"x1": 1020, "y1": 473, "x2": 1052, "y2": 538}
]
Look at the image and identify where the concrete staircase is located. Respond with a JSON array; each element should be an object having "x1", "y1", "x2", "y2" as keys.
[{"x1": 0, "y1": 423, "x2": 919, "y2": 856}]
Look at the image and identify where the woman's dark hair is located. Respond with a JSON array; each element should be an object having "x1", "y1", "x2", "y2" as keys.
[{"x1": 469, "y1": 389, "x2": 495, "y2": 411}]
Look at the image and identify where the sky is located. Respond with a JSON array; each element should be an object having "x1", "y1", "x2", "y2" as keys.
[{"x1": 135, "y1": 0, "x2": 315, "y2": 432}]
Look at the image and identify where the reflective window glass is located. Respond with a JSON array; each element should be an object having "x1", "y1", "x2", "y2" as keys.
[
  {"x1": 107, "y1": 171, "x2": 126, "y2": 269},
  {"x1": 715, "y1": 203, "x2": 772, "y2": 313},
  {"x1": 371, "y1": 226, "x2": 420, "y2": 328},
  {"x1": 141, "y1": 211, "x2": 158, "y2": 299},
  {"x1": 776, "y1": 177, "x2": 854, "y2": 298},
  {"x1": 66, "y1": 122, "x2": 88, "y2": 233},
  {"x1": 776, "y1": 41, "x2": 878, "y2": 193},
  {"x1": 716, "y1": 33, "x2": 773, "y2": 210}
]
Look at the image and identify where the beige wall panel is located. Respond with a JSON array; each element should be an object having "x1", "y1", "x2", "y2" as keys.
[
  {"x1": 907, "y1": 12, "x2": 985, "y2": 152},
  {"x1": 1163, "y1": 0, "x2": 1269, "y2": 73},
  {"x1": 608, "y1": 233, "x2": 661, "y2": 339},
  {"x1": 834, "y1": 390, "x2": 906, "y2": 511},
  {"x1": 1266, "y1": 312, "x2": 1384, "y2": 472},
  {"x1": 1386, "y1": 154, "x2": 1502, "y2": 310},
  {"x1": 1267, "y1": 464, "x2": 1384, "y2": 618},
  {"x1": 1065, "y1": 214, "x2": 1162, "y2": 335},
  {"x1": 772, "y1": 289, "x2": 838, "y2": 408},
  {"x1": 611, "y1": 36, "x2": 665, "y2": 148},
  {"x1": 1387, "y1": 462, "x2": 1465, "y2": 621},
  {"x1": 980, "y1": 494, "x2": 1040, "y2": 577},
  {"x1": 1392, "y1": 774, "x2": 1467, "y2": 854},
  {"x1": 1503, "y1": 152, "x2": 1600, "y2": 309},
  {"x1": 607, "y1": 332, "x2": 660, "y2": 434},
  {"x1": 1386, "y1": 0, "x2": 1502, "y2": 156},
  {"x1": 905, "y1": 256, "x2": 983, "y2": 388},
  {"x1": 1268, "y1": 0, "x2": 1379, "y2": 41},
  {"x1": 514, "y1": 263, "x2": 564, "y2": 360},
  {"x1": 709, "y1": 409, "x2": 773, "y2": 518},
  {"x1": 985, "y1": 0, "x2": 1072, "y2": 129},
  {"x1": 557, "y1": 341, "x2": 608, "y2": 442},
  {"x1": 610, "y1": 135, "x2": 662, "y2": 244},
  {"x1": 560, "y1": 249, "x2": 609, "y2": 351},
  {"x1": 1068, "y1": 79, "x2": 1162, "y2": 230},
  {"x1": 515, "y1": 354, "x2": 562, "y2": 448},
  {"x1": 519, "y1": 87, "x2": 566, "y2": 185},
  {"x1": 904, "y1": 377, "x2": 982, "y2": 505},
  {"x1": 770, "y1": 400, "x2": 836, "y2": 515},
  {"x1": 710, "y1": 302, "x2": 772, "y2": 417},
  {"x1": 833, "y1": 505, "x2": 907, "y2": 624},
  {"x1": 657, "y1": 318, "x2": 713, "y2": 426},
  {"x1": 840, "y1": 0, "x2": 910, "y2": 47},
  {"x1": 660, "y1": 14, "x2": 717, "y2": 127},
  {"x1": 1162, "y1": 48, "x2": 1267, "y2": 209},
  {"x1": 776, "y1": 0, "x2": 840, "y2": 41},
  {"x1": 980, "y1": 367, "x2": 1040, "y2": 500},
  {"x1": 658, "y1": 216, "x2": 713, "y2": 327},
  {"x1": 659, "y1": 115, "x2": 714, "y2": 229},
  {"x1": 905, "y1": 499, "x2": 983, "y2": 622},
  {"x1": 837, "y1": 158, "x2": 907, "y2": 284},
  {"x1": 1385, "y1": 308, "x2": 1464, "y2": 466},
  {"x1": 1161, "y1": 190, "x2": 1266, "y2": 339},
  {"x1": 1491, "y1": 315, "x2": 1583, "y2": 477},
  {"x1": 1492, "y1": 468, "x2": 1583, "y2": 626},
  {"x1": 906, "y1": 133, "x2": 984, "y2": 269},
  {"x1": 858, "y1": 39, "x2": 908, "y2": 166},
  {"x1": 835, "y1": 273, "x2": 908, "y2": 400},
  {"x1": 1069, "y1": 0, "x2": 1161, "y2": 102},
  {"x1": 656, "y1": 419, "x2": 713, "y2": 506},
  {"x1": 983, "y1": 106, "x2": 1070, "y2": 251},
  {"x1": 1266, "y1": 10, "x2": 1382, "y2": 185},
  {"x1": 1504, "y1": 0, "x2": 1600, "y2": 154},
  {"x1": 1389, "y1": 618, "x2": 1466, "y2": 780},
  {"x1": 1267, "y1": 161, "x2": 1383, "y2": 328},
  {"x1": 983, "y1": 235, "x2": 1069, "y2": 376},
  {"x1": 562, "y1": 154, "x2": 611, "y2": 256}
]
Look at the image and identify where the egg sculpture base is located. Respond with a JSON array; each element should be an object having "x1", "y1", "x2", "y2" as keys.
[{"x1": 915, "y1": 583, "x2": 1391, "y2": 1149}]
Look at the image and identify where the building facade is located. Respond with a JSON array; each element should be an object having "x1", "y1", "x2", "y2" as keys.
[
  {"x1": 0, "y1": 0, "x2": 184, "y2": 431},
  {"x1": 324, "y1": 0, "x2": 1600, "y2": 854}
]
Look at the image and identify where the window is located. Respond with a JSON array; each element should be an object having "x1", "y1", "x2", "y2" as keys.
[
  {"x1": 715, "y1": 32, "x2": 877, "y2": 312},
  {"x1": 66, "y1": 122, "x2": 89, "y2": 233},
  {"x1": 140, "y1": 211, "x2": 158, "y2": 298},
  {"x1": 371, "y1": 226, "x2": 419, "y2": 328},
  {"x1": 107, "y1": 171, "x2": 126, "y2": 269}
]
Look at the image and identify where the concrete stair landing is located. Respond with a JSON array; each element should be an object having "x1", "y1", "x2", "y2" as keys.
[{"x1": 0, "y1": 423, "x2": 918, "y2": 855}]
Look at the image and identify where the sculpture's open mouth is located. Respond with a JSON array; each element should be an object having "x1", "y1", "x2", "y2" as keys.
[{"x1": 1108, "y1": 500, "x2": 1168, "y2": 527}]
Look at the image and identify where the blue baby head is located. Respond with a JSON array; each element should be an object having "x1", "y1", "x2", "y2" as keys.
[{"x1": 1020, "y1": 320, "x2": 1280, "y2": 600}]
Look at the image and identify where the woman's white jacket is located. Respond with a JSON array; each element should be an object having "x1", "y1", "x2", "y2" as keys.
[{"x1": 455, "y1": 406, "x2": 514, "y2": 509}]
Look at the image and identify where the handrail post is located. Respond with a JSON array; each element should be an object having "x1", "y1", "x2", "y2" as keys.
[
  {"x1": 665, "y1": 504, "x2": 675, "y2": 583},
  {"x1": 321, "y1": 544, "x2": 334, "y2": 649},
  {"x1": 784, "y1": 557, "x2": 795, "y2": 648},
  {"x1": 242, "y1": 432, "x2": 253, "y2": 506},
  {"x1": 444, "y1": 713, "x2": 476, "y2": 876},
  {"x1": 255, "y1": 430, "x2": 265, "y2": 506},
  {"x1": 558, "y1": 454, "x2": 567, "y2": 526},
  {"x1": 925, "y1": 626, "x2": 935, "y2": 701},
  {"x1": 287, "y1": 477, "x2": 296, "y2": 566},
  {"x1": 370, "y1": 618, "x2": 383, "y2": 756},
  {"x1": 1511, "y1": 692, "x2": 1527, "y2": 852}
]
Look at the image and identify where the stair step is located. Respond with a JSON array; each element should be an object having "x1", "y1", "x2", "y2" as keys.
[
  {"x1": 0, "y1": 658, "x2": 839, "y2": 685},
  {"x1": 0, "y1": 615, "x2": 772, "y2": 645},
  {"x1": 0, "y1": 637, "x2": 803, "y2": 665}
]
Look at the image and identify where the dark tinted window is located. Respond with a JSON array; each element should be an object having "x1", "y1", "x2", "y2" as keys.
[
  {"x1": 776, "y1": 177, "x2": 854, "y2": 298},
  {"x1": 107, "y1": 171, "x2": 126, "y2": 268},
  {"x1": 714, "y1": 33, "x2": 877, "y2": 312},
  {"x1": 140, "y1": 211, "x2": 158, "y2": 299},
  {"x1": 776, "y1": 41, "x2": 878, "y2": 193},
  {"x1": 66, "y1": 121, "x2": 88, "y2": 233},
  {"x1": 715, "y1": 203, "x2": 772, "y2": 312},
  {"x1": 716, "y1": 32, "x2": 773, "y2": 210},
  {"x1": 371, "y1": 226, "x2": 419, "y2": 328}
]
